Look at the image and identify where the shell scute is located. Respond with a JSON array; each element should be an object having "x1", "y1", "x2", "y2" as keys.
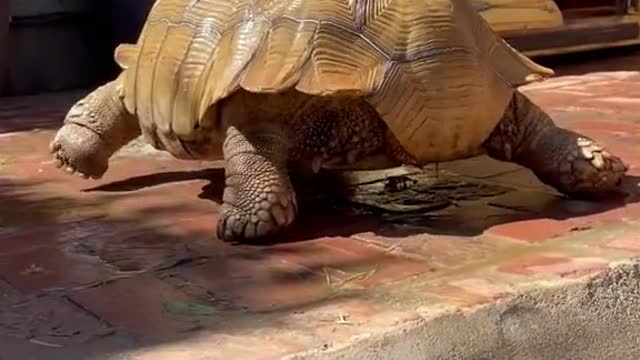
[{"x1": 119, "y1": 0, "x2": 553, "y2": 161}]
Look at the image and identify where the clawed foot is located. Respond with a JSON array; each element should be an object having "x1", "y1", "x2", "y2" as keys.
[
  {"x1": 554, "y1": 137, "x2": 628, "y2": 197},
  {"x1": 49, "y1": 123, "x2": 111, "y2": 179},
  {"x1": 217, "y1": 185, "x2": 298, "y2": 242}
]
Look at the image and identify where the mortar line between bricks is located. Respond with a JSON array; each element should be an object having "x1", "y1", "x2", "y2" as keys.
[
  {"x1": 63, "y1": 295, "x2": 121, "y2": 331},
  {"x1": 63, "y1": 294, "x2": 115, "y2": 329},
  {"x1": 363, "y1": 228, "x2": 624, "y2": 291}
]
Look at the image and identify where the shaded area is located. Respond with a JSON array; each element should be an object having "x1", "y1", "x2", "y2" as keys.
[
  {"x1": 0, "y1": 90, "x2": 84, "y2": 133},
  {"x1": 0, "y1": 178, "x2": 367, "y2": 359},
  {"x1": 82, "y1": 165, "x2": 640, "y2": 241}
]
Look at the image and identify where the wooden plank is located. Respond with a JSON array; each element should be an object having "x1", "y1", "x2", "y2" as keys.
[
  {"x1": 502, "y1": 20, "x2": 640, "y2": 52},
  {"x1": 474, "y1": 0, "x2": 564, "y2": 32}
]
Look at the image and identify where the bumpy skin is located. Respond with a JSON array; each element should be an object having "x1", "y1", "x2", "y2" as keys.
[
  {"x1": 483, "y1": 91, "x2": 628, "y2": 198},
  {"x1": 218, "y1": 123, "x2": 298, "y2": 240},
  {"x1": 50, "y1": 88, "x2": 406, "y2": 242},
  {"x1": 50, "y1": 79, "x2": 141, "y2": 179},
  {"x1": 216, "y1": 94, "x2": 407, "y2": 241}
]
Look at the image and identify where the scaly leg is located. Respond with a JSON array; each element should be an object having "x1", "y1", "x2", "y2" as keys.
[
  {"x1": 483, "y1": 91, "x2": 628, "y2": 198},
  {"x1": 49, "y1": 78, "x2": 141, "y2": 179},
  {"x1": 217, "y1": 122, "x2": 297, "y2": 241}
]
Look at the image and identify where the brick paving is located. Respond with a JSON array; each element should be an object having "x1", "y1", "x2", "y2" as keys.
[{"x1": 1, "y1": 71, "x2": 640, "y2": 359}]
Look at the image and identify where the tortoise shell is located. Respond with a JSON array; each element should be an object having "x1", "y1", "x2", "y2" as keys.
[{"x1": 114, "y1": 0, "x2": 554, "y2": 163}]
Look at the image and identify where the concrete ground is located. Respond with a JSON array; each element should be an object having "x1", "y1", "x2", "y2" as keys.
[{"x1": 2, "y1": 52, "x2": 640, "y2": 359}]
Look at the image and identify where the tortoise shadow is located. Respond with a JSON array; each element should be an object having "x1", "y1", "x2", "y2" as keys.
[
  {"x1": 86, "y1": 168, "x2": 224, "y2": 193},
  {"x1": 85, "y1": 168, "x2": 640, "y2": 245}
]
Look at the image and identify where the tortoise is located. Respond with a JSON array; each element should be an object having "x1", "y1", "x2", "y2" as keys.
[{"x1": 49, "y1": 0, "x2": 628, "y2": 242}]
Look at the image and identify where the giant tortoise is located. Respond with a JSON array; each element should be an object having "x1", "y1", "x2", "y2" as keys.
[{"x1": 49, "y1": 0, "x2": 628, "y2": 242}]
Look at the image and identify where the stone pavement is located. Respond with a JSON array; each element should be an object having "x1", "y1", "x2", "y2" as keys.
[{"x1": 1, "y1": 72, "x2": 640, "y2": 359}]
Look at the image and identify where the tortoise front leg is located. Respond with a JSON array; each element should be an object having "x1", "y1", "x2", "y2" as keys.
[
  {"x1": 49, "y1": 79, "x2": 141, "y2": 179},
  {"x1": 217, "y1": 122, "x2": 297, "y2": 242},
  {"x1": 483, "y1": 90, "x2": 628, "y2": 198}
]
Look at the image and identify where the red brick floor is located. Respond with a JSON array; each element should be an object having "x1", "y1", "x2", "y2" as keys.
[{"x1": 1, "y1": 72, "x2": 640, "y2": 359}]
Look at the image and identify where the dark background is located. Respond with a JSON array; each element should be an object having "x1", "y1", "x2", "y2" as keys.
[{"x1": 0, "y1": 0, "x2": 154, "y2": 96}]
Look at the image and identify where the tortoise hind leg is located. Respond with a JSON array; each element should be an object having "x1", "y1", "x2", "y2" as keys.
[
  {"x1": 217, "y1": 122, "x2": 297, "y2": 242},
  {"x1": 50, "y1": 78, "x2": 141, "y2": 179},
  {"x1": 483, "y1": 91, "x2": 628, "y2": 198}
]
